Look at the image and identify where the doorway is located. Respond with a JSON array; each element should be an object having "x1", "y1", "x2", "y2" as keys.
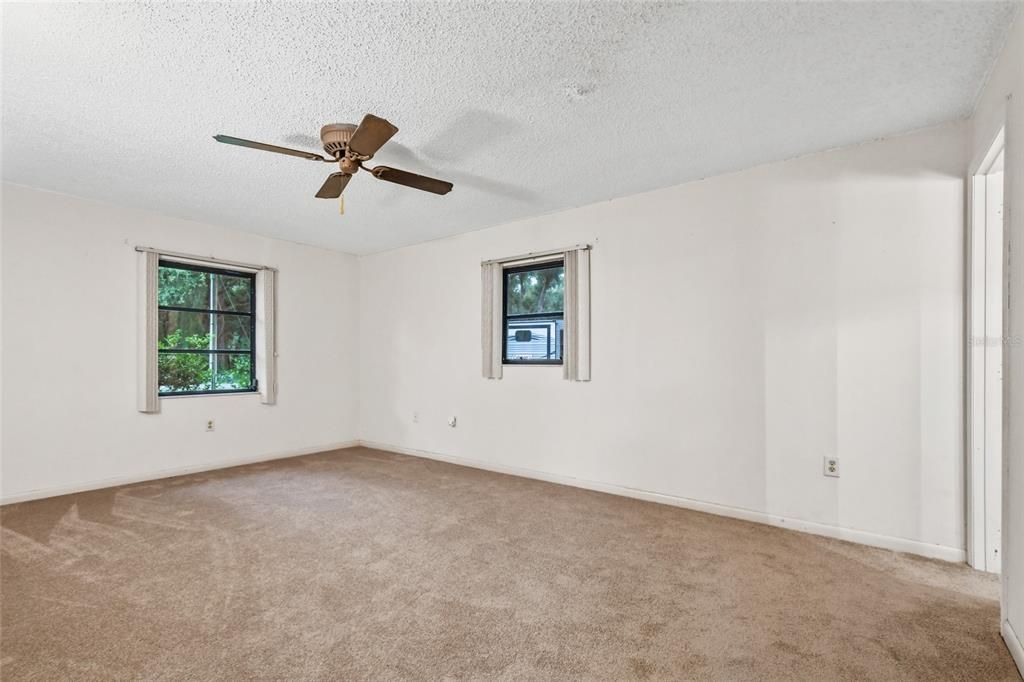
[{"x1": 968, "y1": 129, "x2": 1005, "y2": 573}]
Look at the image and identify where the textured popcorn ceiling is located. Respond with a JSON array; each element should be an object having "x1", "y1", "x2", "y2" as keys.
[{"x1": 2, "y1": 1, "x2": 1019, "y2": 254}]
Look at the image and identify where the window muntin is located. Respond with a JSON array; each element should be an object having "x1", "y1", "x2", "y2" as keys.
[
  {"x1": 157, "y1": 261, "x2": 257, "y2": 395},
  {"x1": 502, "y1": 260, "x2": 565, "y2": 364}
]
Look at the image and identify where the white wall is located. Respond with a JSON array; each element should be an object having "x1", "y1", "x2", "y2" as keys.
[
  {"x1": 0, "y1": 184, "x2": 360, "y2": 501},
  {"x1": 359, "y1": 123, "x2": 967, "y2": 560},
  {"x1": 971, "y1": 12, "x2": 1024, "y2": 674}
]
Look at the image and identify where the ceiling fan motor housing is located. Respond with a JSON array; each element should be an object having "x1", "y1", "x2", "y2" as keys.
[{"x1": 320, "y1": 123, "x2": 357, "y2": 158}]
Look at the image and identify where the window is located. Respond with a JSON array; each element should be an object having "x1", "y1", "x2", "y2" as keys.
[
  {"x1": 503, "y1": 260, "x2": 564, "y2": 364},
  {"x1": 157, "y1": 260, "x2": 256, "y2": 395}
]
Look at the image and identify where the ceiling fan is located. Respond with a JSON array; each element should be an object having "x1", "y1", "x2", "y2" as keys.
[{"x1": 213, "y1": 114, "x2": 453, "y2": 206}]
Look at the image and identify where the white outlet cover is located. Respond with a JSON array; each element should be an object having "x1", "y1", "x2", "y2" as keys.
[{"x1": 823, "y1": 456, "x2": 839, "y2": 478}]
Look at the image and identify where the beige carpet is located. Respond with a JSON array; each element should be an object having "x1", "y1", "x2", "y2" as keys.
[{"x1": 0, "y1": 447, "x2": 1019, "y2": 681}]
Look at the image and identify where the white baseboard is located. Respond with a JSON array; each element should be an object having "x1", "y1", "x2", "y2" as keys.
[
  {"x1": 1004, "y1": 619, "x2": 1024, "y2": 677},
  {"x1": 0, "y1": 440, "x2": 360, "y2": 505},
  {"x1": 358, "y1": 440, "x2": 966, "y2": 563}
]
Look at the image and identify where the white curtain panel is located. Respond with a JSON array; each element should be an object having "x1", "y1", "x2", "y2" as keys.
[
  {"x1": 563, "y1": 248, "x2": 592, "y2": 381},
  {"x1": 256, "y1": 268, "x2": 278, "y2": 404},
  {"x1": 481, "y1": 262, "x2": 504, "y2": 379},
  {"x1": 136, "y1": 250, "x2": 159, "y2": 413}
]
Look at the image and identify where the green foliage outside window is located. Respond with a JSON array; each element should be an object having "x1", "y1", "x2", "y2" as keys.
[
  {"x1": 158, "y1": 330, "x2": 252, "y2": 392},
  {"x1": 506, "y1": 265, "x2": 564, "y2": 314}
]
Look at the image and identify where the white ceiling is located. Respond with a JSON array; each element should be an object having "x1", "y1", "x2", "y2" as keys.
[{"x1": 2, "y1": 2, "x2": 1019, "y2": 255}]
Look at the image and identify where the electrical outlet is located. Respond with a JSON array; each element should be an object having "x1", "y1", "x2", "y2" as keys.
[
  {"x1": 824, "y1": 456, "x2": 839, "y2": 478},
  {"x1": 412, "y1": 411, "x2": 419, "y2": 424},
  {"x1": 447, "y1": 416, "x2": 457, "y2": 428},
  {"x1": 206, "y1": 419, "x2": 215, "y2": 432}
]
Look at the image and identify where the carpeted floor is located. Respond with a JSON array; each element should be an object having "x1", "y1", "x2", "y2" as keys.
[{"x1": 0, "y1": 447, "x2": 1019, "y2": 681}]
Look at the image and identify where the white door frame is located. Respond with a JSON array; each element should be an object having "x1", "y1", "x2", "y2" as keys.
[{"x1": 967, "y1": 127, "x2": 1006, "y2": 572}]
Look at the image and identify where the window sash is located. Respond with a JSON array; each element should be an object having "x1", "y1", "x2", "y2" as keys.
[
  {"x1": 157, "y1": 260, "x2": 257, "y2": 395},
  {"x1": 158, "y1": 304, "x2": 253, "y2": 317},
  {"x1": 506, "y1": 312, "x2": 565, "y2": 321},
  {"x1": 159, "y1": 348, "x2": 251, "y2": 355}
]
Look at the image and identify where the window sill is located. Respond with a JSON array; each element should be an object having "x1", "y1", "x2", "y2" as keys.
[
  {"x1": 160, "y1": 390, "x2": 260, "y2": 400},
  {"x1": 502, "y1": 363, "x2": 563, "y2": 367}
]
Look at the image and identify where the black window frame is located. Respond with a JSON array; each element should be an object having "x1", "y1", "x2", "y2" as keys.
[
  {"x1": 157, "y1": 259, "x2": 258, "y2": 397},
  {"x1": 502, "y1": 259, "x2": 565, "y2": 366}
]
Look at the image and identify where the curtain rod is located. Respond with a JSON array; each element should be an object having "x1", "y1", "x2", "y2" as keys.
[
  {"x1": 481, "y1": 243, "x2": 591, "y2": 266},
  {"x1": 133, "y1": 246, "x2": 276, "y2": 272}
]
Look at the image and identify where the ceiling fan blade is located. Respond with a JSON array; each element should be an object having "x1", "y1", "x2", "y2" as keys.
[
  {"x1": 315, "y1": 172, "x2": 352, "y2": 199},
  {"x1": 370, "y1": 166, "x2": 453, "y2": 195},
  {"x1": 347, "y1": 114, "x2": 399, "y2": 157},
  {"x1": 213, "y1": 134, "x2": 327, "y2": 161}
]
